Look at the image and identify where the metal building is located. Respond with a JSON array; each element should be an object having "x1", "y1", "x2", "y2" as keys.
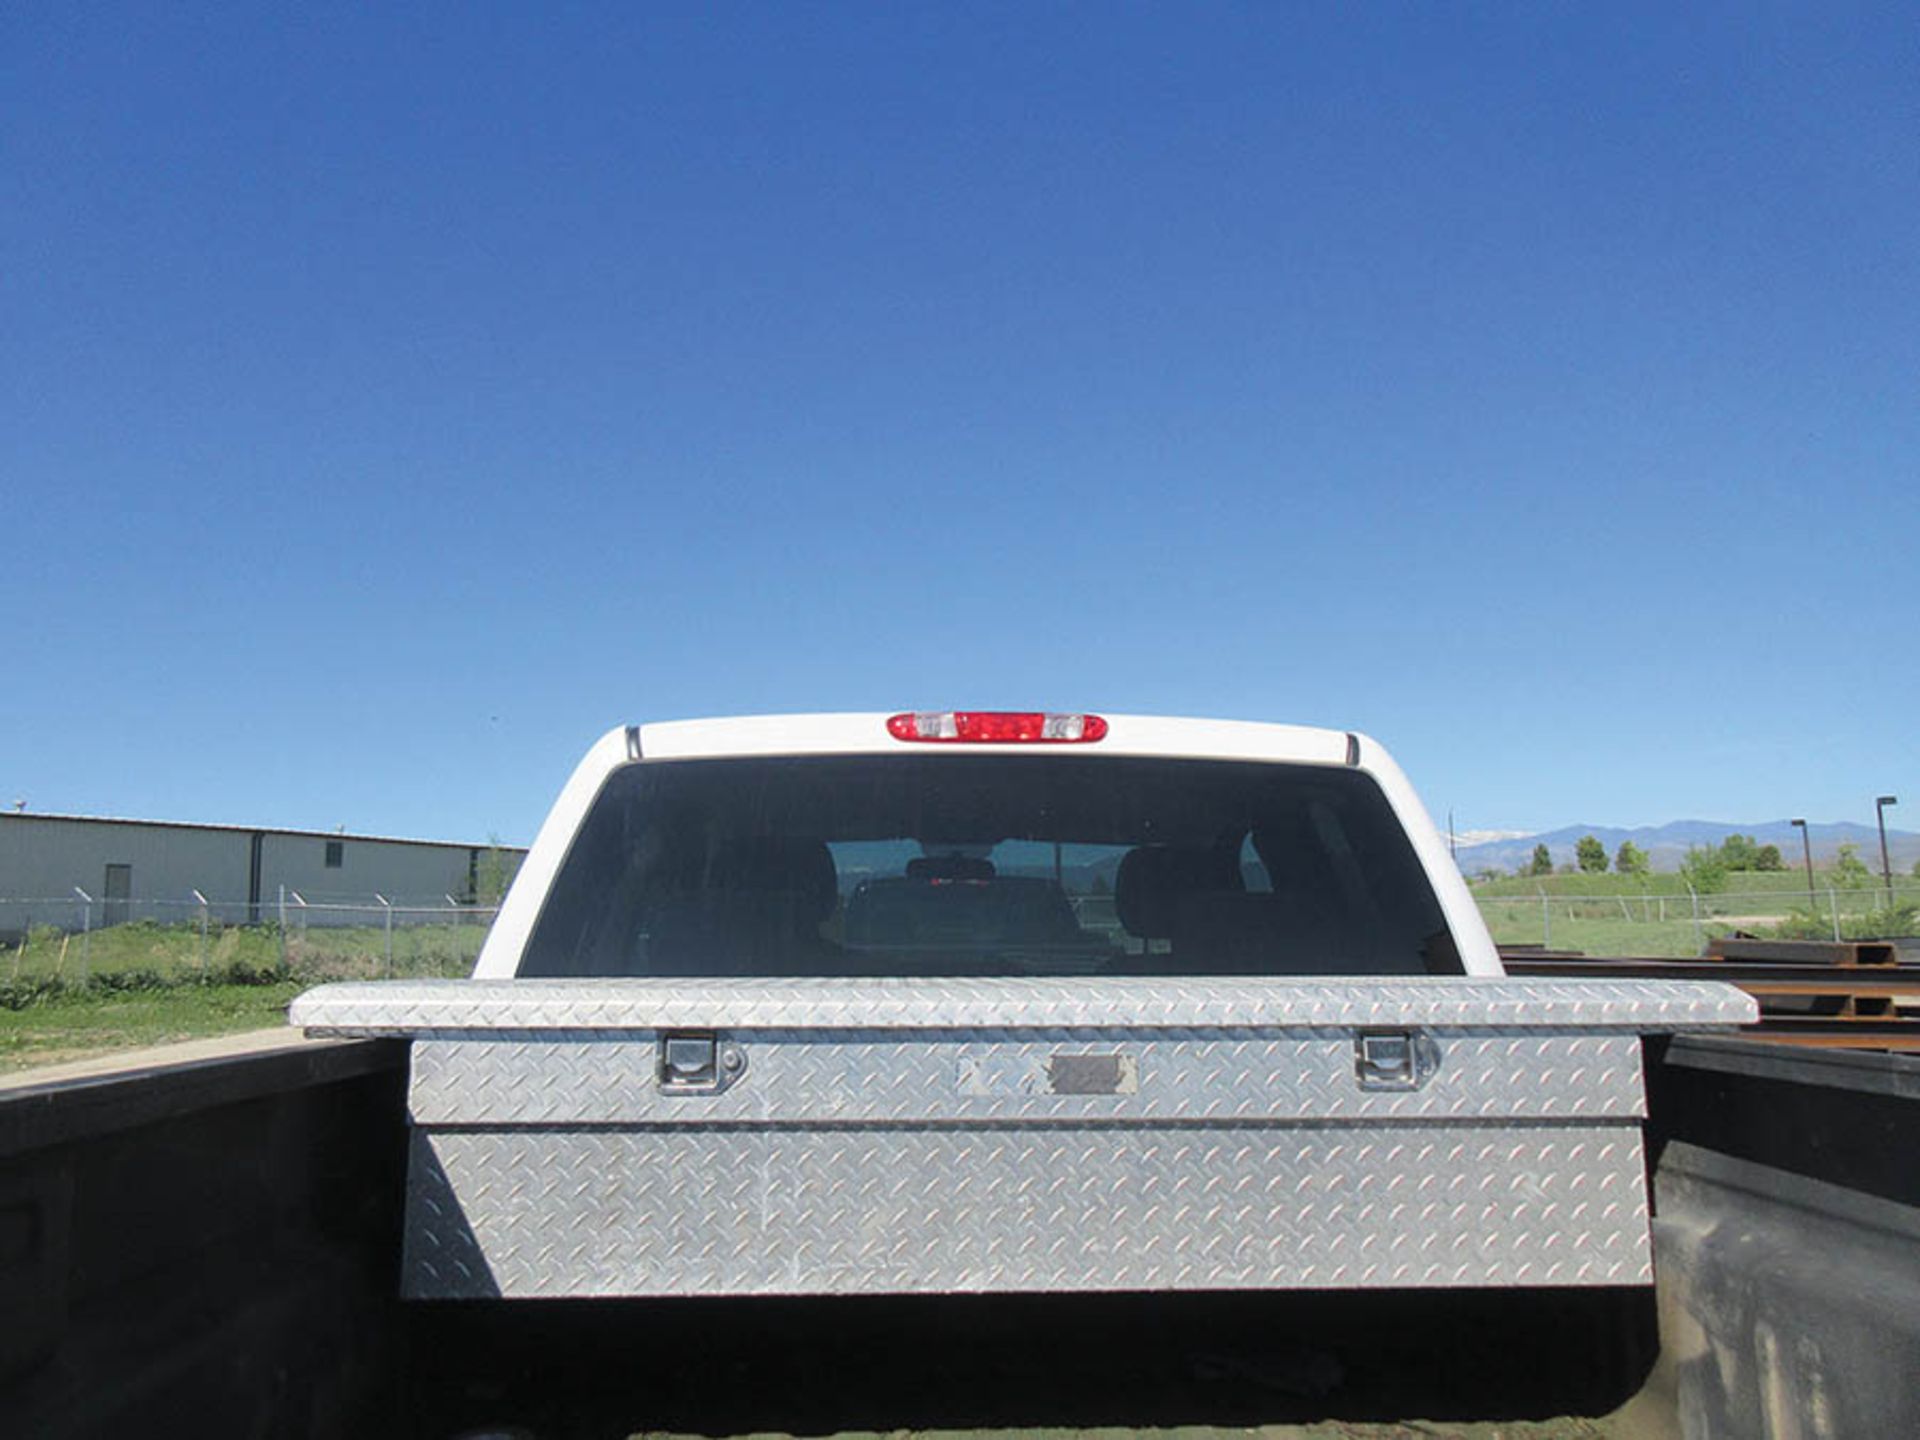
[{"x1": 0, "y1": 810, "x2": 526, "y2": 927}]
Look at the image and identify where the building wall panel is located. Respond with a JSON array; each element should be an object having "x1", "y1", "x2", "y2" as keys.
[
  {"x1": 0, "y1": 817, "x2": 250, "y2": 906},
  {"x1": 1, "y1": 815, "x2": 522, "y2": 933},
  {"x1": 260, "y1": 834, "x2": 478, "y2": 907}
]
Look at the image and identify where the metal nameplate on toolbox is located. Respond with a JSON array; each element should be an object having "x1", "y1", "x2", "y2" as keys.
[{"x1": 289, "y1": 977, "x2": 1756, "y2": 1301}]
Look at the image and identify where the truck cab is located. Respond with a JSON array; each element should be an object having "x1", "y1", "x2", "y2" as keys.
[
  {"x1": 292, "y1": 712, "x2": 1751, "y2": 1300},
  {"x1": 487, "y1": 713, "x2": 1493, "y2": 982}
]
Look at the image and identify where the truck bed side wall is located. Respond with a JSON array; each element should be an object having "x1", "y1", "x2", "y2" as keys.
[
  {"x1": 1644, "y1": 1037, "x2": 1920, "y2": 1440},
  {"x1": 0, "y1": 1039, "x2": 410, "y2": 1438}
]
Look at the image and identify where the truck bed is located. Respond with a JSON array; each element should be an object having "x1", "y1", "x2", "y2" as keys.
[{"x1": 4, "y1": 1025, "x2": 1915, "y2": 1438}]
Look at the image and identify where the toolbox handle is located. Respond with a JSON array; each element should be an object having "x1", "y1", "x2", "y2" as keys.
[
  {"x1": 657, "y1": 1031, "x2": 749, "y2": 1095},
  {"x1": 1354, "y1": 1031, "x2": 1439, "y2": 1091}
]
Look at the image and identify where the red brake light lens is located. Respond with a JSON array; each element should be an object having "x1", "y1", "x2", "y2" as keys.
[{"x1": 886, "y1": 711, "x2": 1109, "y2": 744}]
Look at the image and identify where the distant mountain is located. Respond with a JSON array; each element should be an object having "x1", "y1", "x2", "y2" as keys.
[
  {"x1": 1455, "y1": 819, "x2": 1920, "y2": 875},
  {"x1": 1445, "y1": 828, "x2": 1534, "y2": 848}
]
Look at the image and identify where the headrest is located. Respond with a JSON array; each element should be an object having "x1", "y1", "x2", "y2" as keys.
[
  {"x1": 1114, "y1": 844, "x2": 1243, "y2": 939},
  {"x1": 906, "y1": 855, "x2": 996, "y2": 882},
  {"x1": 707, "y1": 837, "x2": 839, "y2": 924},
  {"x1": 1250, "y1": 819, "x2": 1339, "y2": 897}
]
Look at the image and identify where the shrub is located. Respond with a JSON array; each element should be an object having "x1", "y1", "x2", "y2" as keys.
[
  {"x1": 1831, "y1": 843, "x2": 1872, "y2": 889},
  {"x1": 1767, "y1": 902, "x2": 1918, "y2": 942},
  {"x1": 1679, "y1": 844, "x2": 1728, "y2": 894},
  {"x1": 0, "y1": 959, "x2": 297, "y2": 1012}
]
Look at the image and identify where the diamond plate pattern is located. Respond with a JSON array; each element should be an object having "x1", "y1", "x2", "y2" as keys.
[
  {"x1": 332, "y1": 975, "x2": 1722, "y2": 1299},
  {"x1": 293, "y1": 975, "x2": 1756, "y2": 1035},
  {"x1": 407, "y1": 1031, "x2": 1648, "y2": 1126},
  {"x1": 403, "y1": 1123, "x2": 1652, "y2": 1298}
]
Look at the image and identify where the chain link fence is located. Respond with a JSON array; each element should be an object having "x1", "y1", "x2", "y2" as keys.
[
  {"x1": 1476, "y1": 881, "x2": 1920, "y2": 957},
  {"x1": 9, "y1": 878, "x2": 1918, "y2": 981},
  {"x1": 1, "y1": 889, "x2": 500, "y2": 984}
]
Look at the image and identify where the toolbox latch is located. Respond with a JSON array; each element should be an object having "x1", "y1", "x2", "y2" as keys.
[
  {"x1": 658, "y1": 1031, "x2": 747, "y2": 1095},
  {"x1": 1354, "y1": 1031, "x2": 1437, "y2": 1091}
]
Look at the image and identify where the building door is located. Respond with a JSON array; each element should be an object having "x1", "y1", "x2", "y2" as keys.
[{"x1": 103, "y1": 864, "x2": 131, "y2": 927}]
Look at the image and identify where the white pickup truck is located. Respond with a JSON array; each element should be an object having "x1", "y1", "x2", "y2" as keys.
[{"x1": 292, "y1": 711, "x2": 1752, "y2": 1300}]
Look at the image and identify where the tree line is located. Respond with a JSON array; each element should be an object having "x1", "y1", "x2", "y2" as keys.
[
  {"x1": 1505, "y1": 832, "x2": 1787, "y2": 883},
  {"x1": 1487, "y1": 832, "x2": 1906, "y2": 893}
]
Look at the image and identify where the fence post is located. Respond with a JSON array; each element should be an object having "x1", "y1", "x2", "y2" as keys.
[
  {"x1": 376, "y1": 894, "x2": 394, "y2": 976},
  {"x1": 1537, "y1": 887, "x2": 1550, "y2": 948},
  {"x1": 72, "y1": 886, "x2": 92, "y2": 980},
  {"x1": 1829, "y1": 887, "x2": 1841, "y2": 943},
  {"x1": 192, "y1": 889, "x2": 209, "y2": 971},
  {"x1": 278, "y1": 885, "x2": 288, "y2": 968},
  {"x1": 1686, "y1": 883, "x2": 1701, "y2": 953}
]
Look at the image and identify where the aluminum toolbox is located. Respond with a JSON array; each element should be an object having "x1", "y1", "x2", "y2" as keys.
[{"x1": 291, "y1": 975, "x2": 1754, "y2": 1300}]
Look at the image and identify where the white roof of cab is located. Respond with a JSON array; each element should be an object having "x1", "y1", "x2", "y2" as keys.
[{"x1": 638, "y1": 712, "x2": 1354, "y2": 765}]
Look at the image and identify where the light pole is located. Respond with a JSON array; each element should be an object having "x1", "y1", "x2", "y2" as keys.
[
  {"x1": 1876, "y1": 796, "x2": 1898, "y2": 911},
  {"x1": 1791, "y1": 818, "x2": 1816, "y2": 917}
]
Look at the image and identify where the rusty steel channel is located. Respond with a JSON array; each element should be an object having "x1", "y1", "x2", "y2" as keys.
[
  {"x1": 1705, "y1": 937, "x2": 1901, "y2": 966},
  {"x1": 1503, "y1": 939, "x2": 1920, "y2": 1051}
]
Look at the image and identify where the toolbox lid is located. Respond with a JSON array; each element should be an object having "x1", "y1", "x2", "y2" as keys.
[{"x1": 291, "y1": 974, "x2": 1757, "y2": 1036}]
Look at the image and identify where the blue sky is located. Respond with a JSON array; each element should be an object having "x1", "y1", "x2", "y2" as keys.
[{"x1": 4, "y1": 3, "x2": 1915, "y2": 845}]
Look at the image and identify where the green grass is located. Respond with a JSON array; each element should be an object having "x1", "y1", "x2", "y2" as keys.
[
  {"x1": 2, "y1": 880, "x2": 1910, "y2": 1073},
  {"x1": 1477, "y1": 881, "x2": 1919, "y2": 954},
  {"x1": 4, "y1": 919, "x2": 282, "y2": 978},
  {"x1": 286, "y1": 921, "x2": 487, "y2": 978},
  {"x1": 1470, "y1": 869, "x2": 1845, "y2": 898},
  {"x1": 0, "y1": 918, "x2": 483, "y2": 1072},
  {"x1": 1472, "y1": 866, "x2": 1920, "y2": 956},
  {"x1": 3, "y1": 917, "x2": 487, "y2": 983},
  {"x1": 0, "y1": 980, "x2": 303, "y2": 1073},
  {"x1": 1480, "y1": 910, "x2": 1721, "y2": 958}
]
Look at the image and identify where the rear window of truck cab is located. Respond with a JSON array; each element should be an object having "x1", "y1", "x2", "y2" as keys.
[{"x1": 517, "y1": 754, "x2": 1460, "y2": 978}]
